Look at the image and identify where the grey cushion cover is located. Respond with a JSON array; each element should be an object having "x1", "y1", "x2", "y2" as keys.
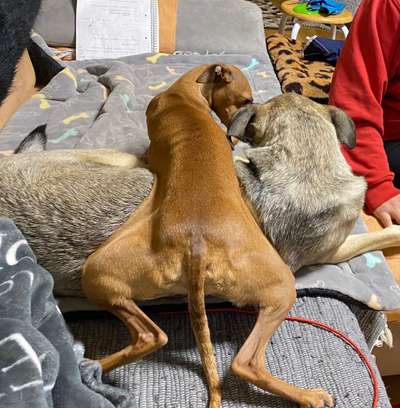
[
  {"x1": 34, "y1": 0, "x2": 76, "y2": 47},
  {"x1": 67, "y1": 297, "x2": 390, "y2": 408},
  {"x1": 34, "y1": 0, "x2": 267, "y2": 59},
  {"x1": 176, "y1": 0, "x2": 267, "y2": 57}
]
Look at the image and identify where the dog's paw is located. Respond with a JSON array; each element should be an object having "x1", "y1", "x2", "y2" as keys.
[
  {"x1": 299, "y1": 388, "x2": 334, "y2": 408},
  {"x1": 234, "y1": 155, "x2": 250, "y2": 164},
  {"x1": 384, "y1": 224, "x2": 400, "y2": 244}
]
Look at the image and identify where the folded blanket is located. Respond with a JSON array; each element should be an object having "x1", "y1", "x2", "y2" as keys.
[
  {"x1": 1, "y1": 33, "x2": 400, "y2": 313},
  {"x1": 0, "y1": 218, "x2": 135, "y2": 408}
]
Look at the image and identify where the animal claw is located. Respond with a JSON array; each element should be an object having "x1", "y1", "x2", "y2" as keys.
[{"x1": 299, "y1": 388, "x2": 334, "y2": 408}]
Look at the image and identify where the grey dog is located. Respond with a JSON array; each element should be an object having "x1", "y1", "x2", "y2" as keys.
[
  {"x1": 228, "y1": 93, "x2": 400, "y2": 271},
  {"x1": 1, "y1": 94, "x2": 399, "y2": 297},
  {"x1": 0, "y1": 128, "x2": 153, "y2": 296}
]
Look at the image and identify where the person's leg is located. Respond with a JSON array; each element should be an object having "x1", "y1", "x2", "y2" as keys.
[
  {"x1": 384, "y1": 140, "x2": 400, "y2": 188},
  {"x1": 362, "y1": 212, "x2": 400, "y2": 292}
]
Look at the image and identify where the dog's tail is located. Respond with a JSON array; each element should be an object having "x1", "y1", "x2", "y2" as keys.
[
  {"x1": 14, "y1": 125, "x2": 47, "y2": 154},
  {"x1": 188, "y1": 237, "x2": 221, "y2": 407}
]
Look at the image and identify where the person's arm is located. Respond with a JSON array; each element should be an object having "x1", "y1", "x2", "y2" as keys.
[{"x1": 329, "y1": 0, "x2": 400, "y2": 225}]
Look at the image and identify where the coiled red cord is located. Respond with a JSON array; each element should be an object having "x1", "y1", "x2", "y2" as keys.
[{"x1": 156, "y1": 306, "x2": 379, "y2": 408}]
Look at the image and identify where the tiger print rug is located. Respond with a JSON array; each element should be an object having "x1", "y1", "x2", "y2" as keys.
[{"x1": 266, "y1": 33, "x2": 335, "y2": 103}]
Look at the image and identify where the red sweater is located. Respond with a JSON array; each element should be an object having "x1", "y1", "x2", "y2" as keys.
[{"x1": 329, "y1": 0, "x2": 400, "y2": 213}]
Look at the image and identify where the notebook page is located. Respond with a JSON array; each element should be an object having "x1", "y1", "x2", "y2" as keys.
[{"x1": 76, "y1": 0, "x2": 159, "y2": 61}]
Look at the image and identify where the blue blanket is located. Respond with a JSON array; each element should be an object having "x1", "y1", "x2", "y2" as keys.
[{"x1": 0, "y1": 218, "x2": 135, "y2": 408}]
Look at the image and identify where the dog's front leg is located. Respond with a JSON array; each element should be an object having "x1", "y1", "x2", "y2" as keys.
[
  {"x1": 235, "y1": 159, "x2": 261, "y2": 199},
  {"x1": 76, "y1": 149, "x2": 146, "y2": 169},
  {"x1": 324, "y1": 225, "x2": 400, "y2": 264}
]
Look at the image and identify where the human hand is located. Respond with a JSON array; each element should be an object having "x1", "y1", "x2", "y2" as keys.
[{"x1": 373, "y1": 194, "x2": 400, "y2": 227}]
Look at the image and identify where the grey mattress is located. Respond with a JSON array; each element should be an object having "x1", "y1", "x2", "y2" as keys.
[{"x1": 67, "y1": 297, "x2": 390, "y2": 407}]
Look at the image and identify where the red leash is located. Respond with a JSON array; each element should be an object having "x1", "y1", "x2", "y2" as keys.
[
  {"x1": 156, "y1": 306, "x2": 379, "y2": 408},
  {"x1": 285, "y1": 315, "x2": 379, "y2": 408}
]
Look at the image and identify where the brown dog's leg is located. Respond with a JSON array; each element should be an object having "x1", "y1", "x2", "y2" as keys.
[
  {"x1": 325, "y1": 225, "x2": 400, "y2": 264},
  {"x1": 98, "y1": 299, "x2": 168, "y2": 373},
  {"x1": 231, "y1": 288, "x2": 334, "y2": 408}
]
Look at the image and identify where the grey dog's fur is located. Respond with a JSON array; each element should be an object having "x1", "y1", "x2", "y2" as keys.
[
  {"x1": 0, "y1": 133, "x2": 153, "y2": 296},
  {"x1": 0, "y1": 93, "x2": 366, "y2": 296},
  {"x1": 229, "y1": 93, "x2": 367, "y2": 271}
]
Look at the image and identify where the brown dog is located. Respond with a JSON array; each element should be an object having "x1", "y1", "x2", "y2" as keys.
[{"x1": 82, "y1": 64, "x2": 333, "y2": 408}]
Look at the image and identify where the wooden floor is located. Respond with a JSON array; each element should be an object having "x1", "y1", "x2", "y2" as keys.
[
  {"x1": 385, "y1": 376, "x2": 400, "y2": 404},
  {"x1": 263, "y1": 11, "x2": 400, "y2": 404}
]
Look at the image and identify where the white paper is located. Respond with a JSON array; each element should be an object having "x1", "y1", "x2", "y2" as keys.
[{"x1": 76, "y1": 0, "x2": 158, "y2": 61}]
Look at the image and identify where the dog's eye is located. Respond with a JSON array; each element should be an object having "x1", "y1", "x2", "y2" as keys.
[{"x1": 243, "y1": 98, "x2": 253, "y2": 105}]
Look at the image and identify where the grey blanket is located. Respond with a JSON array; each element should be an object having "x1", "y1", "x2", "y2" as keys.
[
  {"x1": 0, "y1": 218, "x2": 135, "y2": 408},
  {"x1": 0, "y1": 217, "x2": 391, "y2": 408},
  {"x1": 1, "y1": 35, "x2": 399, "y2": 312},
  {"x1": 68, "y1": 298, "x2": 390, "y2": 408}
]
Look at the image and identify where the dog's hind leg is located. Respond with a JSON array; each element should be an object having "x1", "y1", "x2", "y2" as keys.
[
  {"x1": 82, "y1": 248, "x2": 167, "y2": 372},
  {"x1": 97, "y1": 298, "x2": 168, "y2": 373},
  {"x1": 323, "y1": 225, "x2": 400, "y2": 264},
  {"x1": 229, "y1": 266, "x2": 334, "y2": 408}
]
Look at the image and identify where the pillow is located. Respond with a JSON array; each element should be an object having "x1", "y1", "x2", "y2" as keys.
[
  {"x1": 34, "y1": 0, "x2": 77, "y2": 48},
  {"x1": 34, "y1": 0, "x2": 267, "y2": 58},
  {"x1": 176, "y1": 0, "x2": 267, "y2": 58}
]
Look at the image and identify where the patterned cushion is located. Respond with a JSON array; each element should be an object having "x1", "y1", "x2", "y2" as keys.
[{"x1": 266, "y1": 33, "x2": 335, "y2": 103}]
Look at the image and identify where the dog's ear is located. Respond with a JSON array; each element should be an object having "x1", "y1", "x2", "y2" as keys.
[
  {"x1": 196, "y1": 64, "x2": 233, "y2": 84},
  {"x1": 14, "y1": 125, "x2": 47, "y2": 154},
  {"x1": 227, "y1": 105, "x2": 258, "y2": 143},
  {"x1": 328, "y1": 106, "x2": 356, "y2": 149}
]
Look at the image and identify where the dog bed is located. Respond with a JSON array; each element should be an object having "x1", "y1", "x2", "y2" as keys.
[
  {"x1": 2, "y1": 34, "x2": 399, "y2": 313},
  {"x1": 266, "y1": 33, "x2": 335, "y2": 103},
  {"x1": 0, "y1": 4, "x2": 396, "y2": 406},
  {"x1": 67, "y1": 300, "x2": 390, "y2": 408},
  {"x1": 0, "y1": 34, "x2": 396, "y2": 408}
]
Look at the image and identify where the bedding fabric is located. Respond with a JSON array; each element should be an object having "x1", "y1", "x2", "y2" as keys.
[
  {"x1": 1, "y1": 34, "x2": 399, "y2": 312},
  {"x1": 67, "y1": 299, "x2": 390, "y2": 408},
  {"x1": 0, "y1": 218, "x2": 134, "y2": 408},
  {"x1": 0, "y1": 218, "x2": 392, "y2": 408},
  {"x1": 0, "y1": 32, "x2": 396, "y2": 408},
  {"x1": 266, "y1": 33, "x2": 334, "y2": 103}
]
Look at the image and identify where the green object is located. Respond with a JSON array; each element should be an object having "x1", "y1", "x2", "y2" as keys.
[{"x1": 293, "y1": 3, "x2": 319, "y2": 15}]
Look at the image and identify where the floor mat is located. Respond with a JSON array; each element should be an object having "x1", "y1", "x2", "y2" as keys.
[
  {"x1": 248, "y1": 0, "x2": 294, "y2": 29},
  {"x1": 66, "y1": 297, "x2": 390, "y2": 407}
]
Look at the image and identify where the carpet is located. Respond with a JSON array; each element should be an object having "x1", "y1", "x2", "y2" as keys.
[
  {"x1": 66, "y1": 297, "x2": 391, "y2": 407},
  {"x1": 266, "y1": 33, "x2": 334, "y2": 103},
  {"x1": 247, "y1": 0, "x2": 294, "y2": 29}
]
